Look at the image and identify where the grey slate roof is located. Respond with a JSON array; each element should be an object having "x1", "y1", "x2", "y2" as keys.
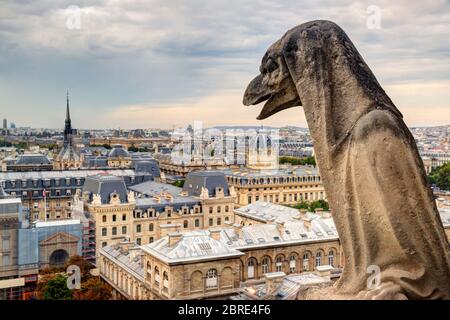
[
  {"x1": 83, "y1": 174, "x2": 129, "y2": 204},
  {"x1": 15, "y1": 154, "x2": 51, "y2": 165},
  {"x1": 108, "y1": 144, "x2": 130, "y2": 158},
  {"x1": 183, "y1": 170, "x2": 230, "y2": 197},
  {"x1": 141, "y1": 230, "x2": 244, "y2": 264}
]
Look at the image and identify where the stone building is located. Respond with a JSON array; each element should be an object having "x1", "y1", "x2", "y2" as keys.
[
  {"x1": 97, "y1": 206, "x2": 342, "y2": 300},
  {"x1": 5, "y1": 154, "x2": 53, "y2": 172},
  {"x1": 224, "y1": 166, "x2": 326, "y2": 207},
  {"x1": 73, "y1": 171, "x2": 236, "y2": 263},
  {"x1": 106, "y1": 145, "x2": 132, "y2": 168},
  {"x1": 0, "y1": 168, "x2": 153, "y2": 222}
]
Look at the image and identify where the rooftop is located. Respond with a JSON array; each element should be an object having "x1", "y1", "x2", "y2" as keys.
[
  {"x1": 129, "y1": 180, "x2": 182, "y2": 198},
  {"x1": 223, "y1": 165, "x2": 319, "y2": 179},
  {"x1": 0, "y1": 169, "x2": 145, "y2": 180},
  {"x1": 183, "y1": 170, "x2": 230, "y2": 197},
  {"x1": 235, "y1": 201, "x2": 311, "y2": 224},
  {"x1": 141, "y1": 230, "x2": 244, "y2": 265}
]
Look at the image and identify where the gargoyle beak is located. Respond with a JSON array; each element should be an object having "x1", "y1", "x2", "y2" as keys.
[{"x1": 243, "y1": 74, "x2": 301, "y2": 120}]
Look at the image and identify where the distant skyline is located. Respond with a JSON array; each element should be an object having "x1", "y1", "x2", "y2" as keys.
[{"x1": 1, "y1": 1, "x2": 450, "y2": 129}]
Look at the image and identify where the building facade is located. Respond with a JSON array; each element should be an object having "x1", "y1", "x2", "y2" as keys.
[
  {"x1": 97, "y1": 206, "x2": 342, "y2": 300},
  {"x1": 224, "y1": 166, "x2": 326, "y2": 207}
]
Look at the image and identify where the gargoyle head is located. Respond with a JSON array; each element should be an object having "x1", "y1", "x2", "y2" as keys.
[{"x1": 243, "y1": 38, "x2": 301, "y2": 120}]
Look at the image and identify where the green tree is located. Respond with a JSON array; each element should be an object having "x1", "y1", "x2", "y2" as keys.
[
  {"x1": 38, "y1": 274, "x2": 73, "y2": 300},
  {"x1": 173, "y1": 180, "x2": 185, "y2": 188},
  {"x1": 279, "y1": 156, "x2": 316, "y2": 166},
  {"x1": 428, "y1": 162, "x2": 450, "y2": 191}
]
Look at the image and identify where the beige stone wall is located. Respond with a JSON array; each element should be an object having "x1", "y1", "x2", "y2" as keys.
[
  {"x1": 228, "y1": 178, "x2": 326, "y2": 207},
  {"x1": 143, "y1": 254, "x2": 241, "y2": 300},
  {"x1": 238, "y1": 240, "x2": 341, "y2": 281}
]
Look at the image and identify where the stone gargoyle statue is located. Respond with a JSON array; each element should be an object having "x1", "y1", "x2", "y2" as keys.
[{"x1": 243, "y1": 20, "x2": 450, "y2": 300}]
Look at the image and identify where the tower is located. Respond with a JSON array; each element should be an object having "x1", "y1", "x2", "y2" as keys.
[{"x1": 53, "y1": 91, "x2": 81, "y2": 170}]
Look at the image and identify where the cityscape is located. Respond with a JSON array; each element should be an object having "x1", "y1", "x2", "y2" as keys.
[{"x1": 1, "y1": 0, "x2": 449, "y2": 308}]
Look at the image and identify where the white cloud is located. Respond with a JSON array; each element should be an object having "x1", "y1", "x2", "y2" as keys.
[{"x1": 0, "y1": 0, "x2": 449, "y2": 128}]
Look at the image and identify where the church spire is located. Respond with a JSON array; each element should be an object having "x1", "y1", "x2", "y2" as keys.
[
  {"x1": 64, "y1": 90, "x2": 73, "y2": 145},
  {"x1": 66, "y1": 90, "x2": 71, "y2": 122}
]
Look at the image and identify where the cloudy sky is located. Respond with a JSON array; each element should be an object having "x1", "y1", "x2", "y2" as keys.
[{"x1": 1, "y1": 0, "x2": 449, "y2": 129}]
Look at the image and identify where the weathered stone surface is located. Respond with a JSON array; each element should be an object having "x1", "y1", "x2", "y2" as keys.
[{"x1": 243, "y1": 20, "x2": 450, "y2": 299}]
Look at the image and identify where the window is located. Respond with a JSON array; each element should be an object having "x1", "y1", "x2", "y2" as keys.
[
  {"x1": 225, "y1": 216, "x2": 229, "y2": 222},
  {"x1": 209, "y1": 207, "x2": 213, "y2": 214},
  {"x1": 2, "y1": 238, "x2": 10, "y2": 250},
  {"x1": 303, "y1": 253, "x2": 310, "y2": 271},
  {"x1": 217, "y1": 217, "x2": 221, "y2": 225},
  {"x1": 290, "y1": 255, "x2": 296, "y2": 273},
  {"x1": 122, "y1": 226, "x2": 127, "y2": 234},
  {"x1": 328, "y1": 250, "x2": 334, "y2": 267},
  {"x1": 315, "y1": 252, "x2": 322, "y2": 267},
  {"x1": 149, "y1": 237, "x2": 154, "y2": 243},
  {"x1": 217, "y1": 206, "x2": 221, "y2": 213},
  {"x1": 136, "y1": 224, "x2": 141, "y2": 233},
  {"x1": 209, "y1": 218, "x2": 213, "y2": 227},
  {"x1": 195, "y1": 219, "x2": 200, "y2": 228},
  {"x1": 102, "y1": 242, "x2": 107, "y2": 247},
  {"x1": 155, "y1": 267, "x2": 160, "y2": 285},
  {"x1": 247, "y1": 196, "x2": 252, "y2": 204},
  {"x1": 136, "y1": 238, "x2": 141, "y2": 245},
  {"x1": 2, "y1": 254, "x2": 10, "y2": 266},
  {"x1": 122, "y1": 214, "x2": 127, "y2": 221},
  {"x1": 112, "y1": 227, "x2": 117, "y2": 236},
  {"x1": 112, "y1": 215, "x2": 117, "y2": 222},
  {"x1": 163, "y1": 272, "x2": 169, "y2": 290},
  {"x1": 225, "y1": 205, "x2": 229, "y2": 212},
  {"x1": 206, "y1": 269, "x2": 218, "y2": 288},
  {"x1": 183, "y1": 220, "x2": 188, "y2": 228},
  {"x1": 102, "y1": 228, "x2": 107, "y2": 237},
  {"x1": 262, "y1": 258, "x2": 269, "y2": 274},
  {"x1": 248, "y1": 260, "x2": 255, "y2": 279},
  {"x1": 276, "y1": 256, "x2": 283, "y2": 272},
  {"x1": 102, "y1": 215, "x2": 107, "y2": 223},
  {"x1": 149, "y1": 223, "x2": 154, "y2": 232}
]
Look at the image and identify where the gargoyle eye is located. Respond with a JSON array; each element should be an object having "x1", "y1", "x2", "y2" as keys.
[{"x1": 265, "y1": 58, "x2": 278, "y2": 73}]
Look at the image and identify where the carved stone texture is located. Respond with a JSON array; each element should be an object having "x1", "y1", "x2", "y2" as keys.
[{"x1": 243, "y1": 20, "x2": 450, "y2": 300}]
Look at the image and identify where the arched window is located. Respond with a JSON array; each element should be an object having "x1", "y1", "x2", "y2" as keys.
[
  {"x1": 206, "y1": 269, "x2": 218, "y2": 288},
  {"x1": 275, "y1": 256, "x2": 283, "y2": 272},
  {"x1": 247, "y1": 260, "x2": 255, "y2": 279},
  {"x1": 315, "y1": 252, "x2": 322, "y2": 267},
  {"x1": 303, "y1": 253, "x2": 310, "y2": 271},
  {"x1": 163, "y1": 271, "x2": 169, "y2": 290},
  {"x1": 262, "y1": 258, "x2": 269, "y2": 274},
  {"x1": 154, "y1": 266, "x2": 160, "y2": 285},
  {"x1": 289, "y1": 255, "x2": 296, "y2": 273},
  {"x1": 328, "y1": 250, "x2": 335, "y2": 267}
]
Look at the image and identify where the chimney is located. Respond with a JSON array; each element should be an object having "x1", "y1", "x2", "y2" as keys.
[
  {"x1": 276, "y1": 222, "x2": 285, "y2": 235},
  {"x1": 302, "y1": 217, "x2": 312, "y2": 231},
  {"x1": 315, "y1": 265, "x2": 333, "y2": 281},
  {"x1": 299, "y1": 209, "x2": 307, "y2": 218},
  {"x1": 314, "y1": 207, "x2": 324, "y2": 217},
  {"x1": 209, "y1": 228, "x2": 222, "y2": 241},
  {"x1": 264, "y1": 272, "x2": 285, "y2": 296},
  {"x1": 168, "y1": 233, "x2": 182, "y2": 247},
  {"x1": 159, "y1": 223, "x2": 181, "y2": 238}
]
